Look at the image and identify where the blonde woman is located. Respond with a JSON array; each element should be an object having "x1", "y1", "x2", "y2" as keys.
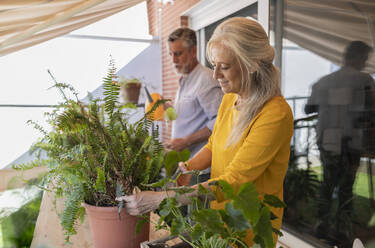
[{"x1": 118, "y1": 17, "x2": 294, "y2": 246}]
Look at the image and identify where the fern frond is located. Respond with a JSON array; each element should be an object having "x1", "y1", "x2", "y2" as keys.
[
  {"x1": 103, "y1": 58, "x2": 119, "y2": 117},
  {"x1": 61, "y1": 185, "x2": 83, "y2": 241}
]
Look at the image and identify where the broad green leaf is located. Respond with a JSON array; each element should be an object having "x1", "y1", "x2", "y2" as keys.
[
  {"x1": 254, "y1": 207, "x2": 274, "y2": 248},
  {"x1": 192, "y1": 209, "x2": 229, "y2": 238},
  {"x1": 170, "y1": 216, "x2": 185, "y2": 236},
  {"x1": 263, "y1": 194, "x2": 286, "y2": 208},
  {"x1": 233, "y1": 182, "x2": 261, "y2": 224},
  {"x1": 165, "y1": 150, "x2": 178, "y2": 178},
  {"x1": 191, "y1": 223, "x2": 203, "y2": 241},
  {"x1": 177, "y1": 149, "x2": 190, "y2": 162},
  {"x1": 158, "y1": 207, "x2": 170, "y2": 217},
  {"x1": 217, "y1": 180, "x2": 235, "y2": 200},
  {"x1": 219, "y1": 203, "x2": 251, "y2": 231}
]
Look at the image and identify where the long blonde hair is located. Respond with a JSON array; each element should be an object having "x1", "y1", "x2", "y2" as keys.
[{"x1": 207, "y1": 17, "x2": 281, "y2": 146}]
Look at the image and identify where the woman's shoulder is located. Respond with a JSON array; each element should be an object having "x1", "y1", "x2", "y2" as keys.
[
  {"x1": 218, "y1": 93, "x2": 236, "y2": 108},
  {"x1": 261, "y1": 96, "x2": 293, "y2": 120}
]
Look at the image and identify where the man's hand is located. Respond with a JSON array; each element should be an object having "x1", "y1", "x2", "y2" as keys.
[
  {"x1": 116, "y1": 191, "x2": 165, "y2": 216},
  {"x1": 164, "y1": 138, "x2": 189, "y2": 152}
]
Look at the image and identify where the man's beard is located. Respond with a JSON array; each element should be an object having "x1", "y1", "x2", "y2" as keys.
[{"x1": 175, "y1": 63, "x2": 192, "y2": 75}]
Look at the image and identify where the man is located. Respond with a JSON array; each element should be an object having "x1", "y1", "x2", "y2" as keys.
[
  {"x1": 164, "y1": 27, "x2": 223, "y2": 183},
  {"x1": 305, "y1": 41, "x2": 374, "y2": 241}
]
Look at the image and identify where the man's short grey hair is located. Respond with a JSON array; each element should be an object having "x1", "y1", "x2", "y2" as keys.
[{"x1": 168, "y1": 28, "x2": 197, "y2": 49}]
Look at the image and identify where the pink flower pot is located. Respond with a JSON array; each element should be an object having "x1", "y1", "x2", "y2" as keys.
[{"x1": 83, "y1": 203, "x2": 149, "y2": 248}]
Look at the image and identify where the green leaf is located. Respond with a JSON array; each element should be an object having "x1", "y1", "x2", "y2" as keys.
[
  {"x1": 219, "y1": 203, "x2": 251, "y2": 231},
  {"x1": 263, "y1": 194, "x2": 286, "y2": 208},
  {"x1": 144, "y1": 178, "x2": 167, "y2": 188},
  {"x1": 135, "y1": 215, "x2": 149, "y2": 235},
  {"x1": 177, "y1": 149, "x2": 190, "y2": 162},
  {"x1": 192, "y1": 209, "x2": 229, "y2": 238},
  {"x1": 158, "y1": 207, "x2": 170, "y2": 217},
  {"x1": 254, "y1": 207, "x2": 274, "y2": 248},
  {"x1": 165, "y1": 150, "x2": 178, "y2": 178},
  {"x1": 217, "y1": 180, "x2": 235, "y2": 200},
  {"x1": 120, "y1": 103, "x2": 137, "y2": 109},
  {"x1": 191, "y1": 223, "x2": 203, "y2": 241},
  {"x1": 170, "y1": 217, "x2": 185, "y2": 236},
  {"x1": 272, "y1": 227, "x2": 283, "y2": 237},
  {"x1": 171, "y1": 186, "x2": 195, "y2": 194},
  {"x1": 233, "y1": 182, "x2": 261, "y2": 224}
]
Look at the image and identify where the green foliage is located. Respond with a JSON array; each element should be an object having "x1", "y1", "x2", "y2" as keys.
[
  {"x1": 154, "y1": 178, "x2": 284, "y2": 248},
  {"x1": 164, "y1": 149, "x2": 190, "y2": 178},
  {"x1": 0, "y1": 191, "x2": 43, "y2": 248},
  {"x1": 13, "y1": 59, "x2": 166, "y2": 242}
]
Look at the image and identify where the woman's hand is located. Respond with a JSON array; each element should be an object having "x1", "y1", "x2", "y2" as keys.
[
  {"x1": 176, "y1": 162, "x2": 192, "y2": 186},
  {"x1": 116, "y1": 191, "x2": 165, "y2": 216}
]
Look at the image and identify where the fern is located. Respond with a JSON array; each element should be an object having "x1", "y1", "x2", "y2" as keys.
[{"x1": 14, "y1": 59, "x2": 168, "y2": 242}]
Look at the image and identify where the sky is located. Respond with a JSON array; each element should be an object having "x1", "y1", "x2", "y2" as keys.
[{"x1": 0, "y1": 2, "x2": 152, "y2": 169}]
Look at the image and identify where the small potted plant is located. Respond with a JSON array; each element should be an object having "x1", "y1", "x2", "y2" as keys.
[
  {"x1": 118, "y1": 76, "x2": 142, "y2": 104},
  {"x1": 14, "y1": 59, "x2": 167, "y2": 248}
]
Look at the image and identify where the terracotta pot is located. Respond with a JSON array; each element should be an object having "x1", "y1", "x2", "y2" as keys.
[
  {"x1": 83, "y1": 203, "x2": 149, "y2": 248},
  {"x1": 121, "y1": 83, "x2": 141, "y2": 104}
]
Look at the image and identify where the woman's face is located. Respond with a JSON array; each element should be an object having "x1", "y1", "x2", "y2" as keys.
[{"x1": 210, "y1": 44, "x2": 242, "y2": 96}]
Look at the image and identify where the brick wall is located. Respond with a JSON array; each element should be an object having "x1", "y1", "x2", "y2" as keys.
[{"x1": 146, "y1": 0, "x2": 200, "y2": 141}]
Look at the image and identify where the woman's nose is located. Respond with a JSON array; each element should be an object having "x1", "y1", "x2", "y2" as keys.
[{"x1": 213, "y1": 67, "x2": 221, "y2": 80}]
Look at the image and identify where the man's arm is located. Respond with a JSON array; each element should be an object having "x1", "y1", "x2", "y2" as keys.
[{"x1": 165, "y1": 126, "x2": 211, "y2": 152}]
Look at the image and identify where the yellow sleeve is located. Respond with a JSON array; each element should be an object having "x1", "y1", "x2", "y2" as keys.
[{"x1": 212, "y1": 106, "x2": 293, "y2": 189}]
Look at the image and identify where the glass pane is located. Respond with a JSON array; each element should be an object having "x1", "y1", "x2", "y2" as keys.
[{"x1": 279, "y1": 1, "x2": 375, "y2": 247}]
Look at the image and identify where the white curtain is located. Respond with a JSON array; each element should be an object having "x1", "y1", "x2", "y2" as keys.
[{"x1": 0, "y1": 0, "x2": 143, "y2": 56}]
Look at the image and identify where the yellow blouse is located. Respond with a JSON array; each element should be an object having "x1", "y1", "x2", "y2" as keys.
[{"x1": 205, "y1": 93, "x2": 294, "y2": 246}]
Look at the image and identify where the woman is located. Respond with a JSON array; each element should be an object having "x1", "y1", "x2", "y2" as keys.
[{"x1": 117, "y1": 17, "x2": 293, "y2": 246}]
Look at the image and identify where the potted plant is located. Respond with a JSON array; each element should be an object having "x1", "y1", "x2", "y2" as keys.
[
  {"x1": 118, "y1": 76, "x2": 142, "y2": 104},
  {"x1": 13, "y1": 59, "x2": 166, "y2": 248},
  {"x1": 138, "y1": 151, "x2": 285, "y2": 248}
]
